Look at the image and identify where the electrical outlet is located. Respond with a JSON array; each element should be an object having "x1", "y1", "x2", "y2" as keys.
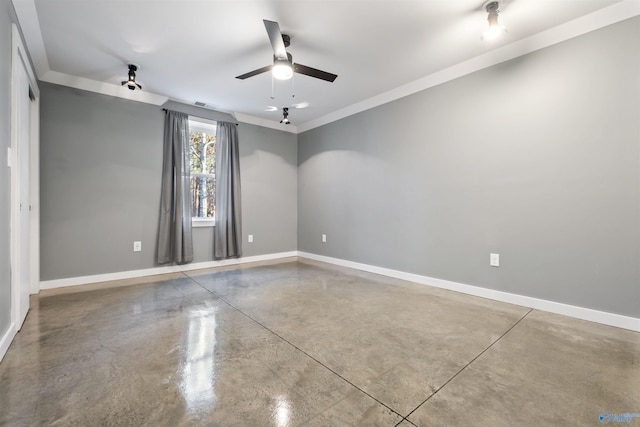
[
  {"x1": 490, "y1": 253, "x2": 499, "y2": 267},
  {"x1": 133, "y1": 241, "x2": 142, "y2": 252},
  {"x1": 322, "y1": 234, "x2": 327, "y2": 243},
  {"x1": 248, "y1": 234, "x2": 254, "y2": 243}
]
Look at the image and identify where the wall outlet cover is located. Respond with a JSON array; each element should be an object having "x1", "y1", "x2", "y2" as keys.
[{"x1": 490, "y1": 253, "x2": 500, "y2": 267}]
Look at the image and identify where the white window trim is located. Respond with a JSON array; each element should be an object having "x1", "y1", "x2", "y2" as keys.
[
  {"x1": 189, "y1": 117, "x2": 217, "y2": 227},
  {"x1": 189, "y1": 118, "x2": 217, "y2": 134},
  {"x1": 192, "y1": 217, "x2": 215, "y2": 228}
]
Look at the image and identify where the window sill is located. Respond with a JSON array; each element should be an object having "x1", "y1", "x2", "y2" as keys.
[{"x1": 192, "y1": 218, "x2": 215, "y2": 228}]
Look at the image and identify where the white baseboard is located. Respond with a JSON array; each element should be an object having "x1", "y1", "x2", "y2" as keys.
[
  {"x1": 37, "y1": 250, "x2": 639, "y2": 332},
  {"x1": 40, "y1": 251, "x2": 298, "y2": 290},
  {"x1": 298, "y1": 252, "x2": 640, "y2": 332},
  {"x1": 0, "y1": 322, "x2": 17, "y2": 363}
]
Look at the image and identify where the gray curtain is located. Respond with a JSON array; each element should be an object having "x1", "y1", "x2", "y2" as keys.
[
  {"x1": 157, "y1": 110, "x2": 193, "y2": 264},
  {"x1": 214, "y1": 121, "x2": 242, "y2": 259}
]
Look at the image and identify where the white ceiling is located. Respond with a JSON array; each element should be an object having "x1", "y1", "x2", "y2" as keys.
[{"x1": 13, "y1": 0, "x2": 638, "y2": 131}]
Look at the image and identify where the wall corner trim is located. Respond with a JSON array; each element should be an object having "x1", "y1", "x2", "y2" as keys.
[
  {"x1": 297, "y1": 252, "x2": 640, "y2": 332},
  {"x1": 0, "y1": 323, "x2": 17, "y2": 363}
]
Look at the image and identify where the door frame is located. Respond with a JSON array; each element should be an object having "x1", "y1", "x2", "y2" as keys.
[{"x1": 10, "y1": 23, "x2": 40, "y2": 331}]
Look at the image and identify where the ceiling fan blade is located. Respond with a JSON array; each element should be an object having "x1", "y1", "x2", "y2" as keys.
[
  {"x1": 293, "y1": 63, "x2": 338, "y2": 82},
  {"x1": 235, "y1": 65, "x2": 272, "y2": 80},
  {"x1": 121, "y1": 81, "x2": 127, "y2": 85},
  {"x1": 263, "y1": 19, "x2": 288, "y2": 60},
  {"x1": 136, "y1": 83, "x2": 142, "y2": 90}
]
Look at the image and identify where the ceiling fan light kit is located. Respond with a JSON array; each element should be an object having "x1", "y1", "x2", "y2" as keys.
[
  {"x1": 272, "y1": 56, "x2": 293, "y2": 80},
  {"x1": 482, "y1": 1, "x2": 507, "y2": 41}
]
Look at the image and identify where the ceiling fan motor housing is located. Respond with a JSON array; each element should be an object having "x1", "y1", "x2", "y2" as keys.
[{"x1": 282, "y1": 34, "x2": 290, "y2": 47}]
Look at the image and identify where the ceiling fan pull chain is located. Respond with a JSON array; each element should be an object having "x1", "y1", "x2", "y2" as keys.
[{"x1": 271, "y1": 75, "x2": 275, "y2": 100}]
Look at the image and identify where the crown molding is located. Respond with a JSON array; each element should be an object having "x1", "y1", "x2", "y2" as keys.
[
  {"x1": 233, "y1": 113, "x2": 299, "y2": 133},
  {"x1": 40, "y1": 70, "x2": 169, "y2": 105},
  {"x1": 11, "y1": 0, "x2": 48, "y2": 76}
]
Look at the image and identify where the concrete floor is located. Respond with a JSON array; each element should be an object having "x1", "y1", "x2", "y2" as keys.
[{"x1": 1, "y1": 259, "x2": 638, "y2": 426}]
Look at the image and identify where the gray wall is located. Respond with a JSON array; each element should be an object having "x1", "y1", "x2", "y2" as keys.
[
  {"x1": 40, "y1": 83, "x2": 297, "y2": 280},
  {"x1": 238, "y1": 124, "x2": 298, "y2": 257},
  {"x1": 0, "y1": 0, "x2": 14, "y2": 339},
  {"x1": 298, "y1": 18, "x2": 640, "y2": 318},
  {"x1": 40, "y1": 83, "x2": 164, "y2": 280}
]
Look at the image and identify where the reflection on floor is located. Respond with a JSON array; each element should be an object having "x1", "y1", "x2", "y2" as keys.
[{"x1": 1, "y1": 259, "x2": 638, "y2": 426}]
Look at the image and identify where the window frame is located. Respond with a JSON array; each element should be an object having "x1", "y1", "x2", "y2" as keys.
[{"x1": 188, "y1": 118, "x2": 217, "y2": 227}]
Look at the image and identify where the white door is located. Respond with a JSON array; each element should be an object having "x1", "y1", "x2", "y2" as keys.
[{"x1": 11, "y1": 47, "x2": 32, "y2": 330}]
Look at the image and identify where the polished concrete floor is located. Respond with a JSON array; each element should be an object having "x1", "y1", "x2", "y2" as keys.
[{"x1": 1, "y1": 259, "x2": 638, "y2": 426}]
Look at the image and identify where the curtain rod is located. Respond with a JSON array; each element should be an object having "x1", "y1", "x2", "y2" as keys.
[{"x1": 162, "y1": 108, "x2": 238, "y2": 125}]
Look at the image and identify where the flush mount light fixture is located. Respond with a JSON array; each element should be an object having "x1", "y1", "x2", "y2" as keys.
[
  {"x1": 482, "y1": 1, "x2": 507, "y2": 41},
  {"x1": 121, "y1": 64, "x2": 142, "y2": 90},
  {"x1": 280, "y1": 107, "x2": 291, "y2": 124}
]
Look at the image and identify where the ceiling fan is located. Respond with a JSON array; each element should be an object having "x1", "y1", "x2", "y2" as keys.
[{"x1": 236, "y1": 20, "x2": 337, "y2": 83}]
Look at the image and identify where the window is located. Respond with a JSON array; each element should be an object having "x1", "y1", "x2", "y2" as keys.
[{"x1": 189, "y1": 119, "x2": 216, "y2": 226}]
